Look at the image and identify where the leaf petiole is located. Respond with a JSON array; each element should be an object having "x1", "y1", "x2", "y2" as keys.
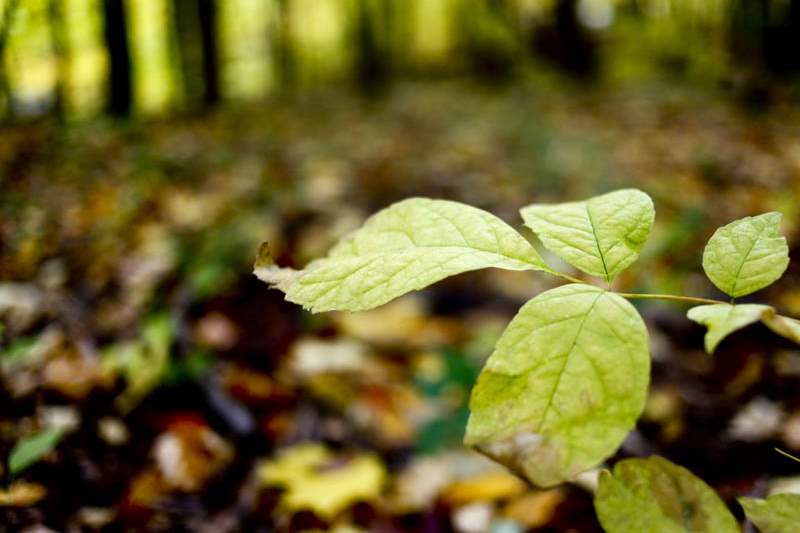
[
  {"x1": 616, "y1": 293, "x2": 727, "y2": 306},
  {"x1": 775, "y1": 447, "x2": 800, "y2": 463}
]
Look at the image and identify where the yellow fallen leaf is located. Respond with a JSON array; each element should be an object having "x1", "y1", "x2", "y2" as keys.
[
  {"x1": 503, "y1": 489, "x2": 565, "y2": 528},
  {"x1": 0, "y1": 481, "x2": 47, "y2": 507},
  {"x1": 441, "y1": 471, "x2": 527, "y2": 505},
  {"x1": 259, "y1": 443, "x2": 385, "y2": 519},
  {"x1": 332, "y1": 296, "x2": 461, "y2": 347}
]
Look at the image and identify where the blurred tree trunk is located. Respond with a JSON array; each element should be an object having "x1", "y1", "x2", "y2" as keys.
[
  {"x1": 791, "y1": 0, "x2": 800, "y2": 71},
  {"x1": 198, "y1": 0, "x2": 219, "y2": 105},
  {"x1": 728, "y1": 0, "x2": 777, "y2": 107},
  {"x1": 729, "y1": 0, "x2": 767, "y2": 67},
  {"x1": 48, "y1": 0, "x2": 69, "y2": 120},
  {"x1": 455, "y1": 0, "x2": 518, "y2": 82},
  {"x1": 102, "y1": 0, "x2": 132, "y2": 116},
  {"x1": 531, "y1": 0, "x2": 596, "y2": 77},
  {"x1": 0, "y1": 0, "x2": 20, "y2": 120},
  {"x1": 352, "y1": 0, "x2": 391, "y2": 94},
  {"x1": 618, "y1": 0, "x2": 642, "y2": 17},
  {"x1": 762, "y1": 0, "x2": 800, "y2": 76},
  {"x1": 271, "y1": 0, "x2": 295, "y2": 89},
  {"x1": 173, "y1": 0, "x2": 220, "y2": 106}
]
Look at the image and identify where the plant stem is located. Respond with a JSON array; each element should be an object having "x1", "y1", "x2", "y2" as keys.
[
  {"x1": 549, "y1": 270, "x2": 585, "y2": 285},
  {"x1": 546, "y1": 270, "x2": 726, "y2": 305},
  {"x1": 617, "y1": 293, "x2": 726, "y2": 306},
  {"x1": 775, "y1": 447, "x2": 800, "y2": 463}
]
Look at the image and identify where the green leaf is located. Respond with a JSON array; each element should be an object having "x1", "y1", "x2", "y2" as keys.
[
  {"x1": 739, "y1": 493, "x2": 800, "y2": 533},
  {"x1": 103, "y1": 313, "x2": 174, "y2": 411},
  {"x1": 702, "y1": 212, "x2": 789, "y2": 298},
  {"x1": 8, "y1": 428, "x2": 65, "y2": 477},
  {"x1": 520, "y1": 189, "x2": 654, "y2": 283},
  {"x1": 687, "y1": 303, "x2": 773, "y2": 354},
  {"x1": 255, "y1": 198, "x2": 549, "y2": 312},
  {"x1": 464, "y1": 283, "x2": 649, "y2": 487},
  {"x1": 762, "y1": 313, "x2": 800, "y2": 346},
  {"x1": 594, "y1": 456, "x2": 739, "y2": 533},
  {"x1": 687, "y1": 304, "x2": 800, "y2": 353}
]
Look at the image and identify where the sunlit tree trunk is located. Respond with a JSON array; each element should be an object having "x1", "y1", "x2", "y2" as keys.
[
  {"x1": 173, "y1": 0, "x2": 219, "y2": 106},
  {"x1": 102, "y1": 0, "x2": 132, "y2": 116},
  {"x1": 455, "y1": 0, "x2": 518, "y2": 82},
  {"x1": 386, "y1": 0, "x2": 411, "y2": 75},
  {"x1": 271, "y1": 0, "x2": 295, "y2": 89},
  {"x1": 173, "y1": 0, "x2": 203, "y2": 104},
  {"x1": 0, "y1": 0, "x2": 20, "y2": 120}
]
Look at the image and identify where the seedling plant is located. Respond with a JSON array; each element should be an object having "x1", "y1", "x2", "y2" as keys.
[{"x1": 256, "y1": 189, "x2": 800, "y2": 532}]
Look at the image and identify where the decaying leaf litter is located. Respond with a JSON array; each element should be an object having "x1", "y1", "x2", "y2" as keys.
[{"x1": 2, "y1": 82, "x2": 800, "y2": 531}]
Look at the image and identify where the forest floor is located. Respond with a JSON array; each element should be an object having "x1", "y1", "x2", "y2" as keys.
[{"x1": 2, "y1": 80, "x2": 800, "y2": 532}]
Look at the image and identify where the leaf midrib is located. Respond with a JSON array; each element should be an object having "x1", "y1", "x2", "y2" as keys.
[
  {"x1": 537, "y1": 291, "x2": 604, "y2": 432},
  {"x1": 729, "y1": 229, "x2": 762, "y2": 297},
  {"x1": 585, "y1": 203, "x2": 610, "y2": 282}
]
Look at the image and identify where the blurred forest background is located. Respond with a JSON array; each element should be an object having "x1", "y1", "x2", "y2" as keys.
[
  {"x1": 3, "y1": 1, "x2": 800, "y2": 532},
  {"x1": 1, "y1": 0, "x2": 800, "y2": 119}
]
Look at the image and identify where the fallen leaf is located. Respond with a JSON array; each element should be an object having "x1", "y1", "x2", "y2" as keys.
[
  {"x1": 502, "y1": 489, "x2": 564, "y2": 528},
  {"x1": 441, "y1": 471, "x2": 527, "y2": 505},
  {"x1": 292, "y1": 337, "x2": 367, "y2": 376},
  {"x1": 258, "y1": 443, "x2": 385, "y2": 519},
  {"x1": 452, "y1": 502, "x2": 494, "y2": 533},
  {"x1": 152, "y1": 420, "x2": 233, "y2": 492},
  {"x1": 0, "y1": 481, "x2": 47, "y2": 507},
  {"x1": 333, "y1": 295, "x2": 461, "y2": 347}
]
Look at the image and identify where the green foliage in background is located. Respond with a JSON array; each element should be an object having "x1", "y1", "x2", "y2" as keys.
[
  {"x1": 3, "y1": 0, "x2": 798, "y2": 120},
  {"x1": 102, "y1": 312, "x2": 175, "y2": 411},
  {"x1": 8, "y1": 427, "x2": 64, "y2": 477}
]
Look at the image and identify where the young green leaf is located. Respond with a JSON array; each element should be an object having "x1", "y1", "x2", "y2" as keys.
[
  {"x1": 464, "y1": 284, "x2": 649, "y2": 487},
  {"x1": 8, "y1": 427, "x2": 65, "y2": 477},
  {"x1": 762, "y1": 313, "x2": 800, "y2": 345},
  {"x1": 594, "y1": 456, "x2": 739, "y2": 533},
  {"x1": 687, "y1": 303, "x2": 772, "y2": 354},
  {"x1": 520, "y1": 189, "x2": 654, "y2": 284},
  {"x1": 702, "y1": 212, "x2": 789, "y2": 298},
  {"x1": 739, "y1": 493, "x2": 800, "y2": 533},
  {"x1": 687, "y1": 304, "x2": 800, "y2": 353},
  {"x1": 255, "y1": 198, "x2": 549, "y2": 312}
]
